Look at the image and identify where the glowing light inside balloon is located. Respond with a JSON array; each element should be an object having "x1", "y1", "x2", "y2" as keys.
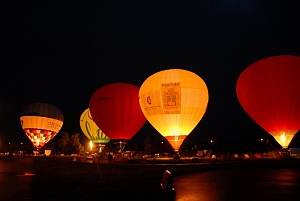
[{"x1": 270, "y1": 131, "x2": 298, "y2": 148}]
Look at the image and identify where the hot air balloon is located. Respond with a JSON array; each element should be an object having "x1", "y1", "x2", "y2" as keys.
[
  {"x1": 236, "y1": 55, "x2": 300, "y2": 149},
  {"x1": 20, "y1": 103, "x2": 64, "y2": 150},
  {"x1": 139, "y1": 69, "x2": 209, "y2": 152},
  {"x1": 89, "y1": 83, "x2": 146, "y2": 150},
  {"x1": 80, "y1": 108, "x2": 110, "y2": 152}
]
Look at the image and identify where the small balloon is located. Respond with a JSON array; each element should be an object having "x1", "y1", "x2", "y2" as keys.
[
  {"x1": 20, "y1": 103, "x2": 64, "y2": 149},
  {"x1": 80, "y1": 108, "x2": 110, "y2": 144}
]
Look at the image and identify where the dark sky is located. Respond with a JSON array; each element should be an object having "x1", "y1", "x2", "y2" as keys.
[{"x1": 1, "y1": 1, "x2": 300, "y2": 149}]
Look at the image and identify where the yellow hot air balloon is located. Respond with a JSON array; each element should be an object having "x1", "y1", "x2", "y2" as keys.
[
  {"x1": 80, "y1": 108, "x2": 110, "y2": 152},
  {"x1": 139, "y1": 69, "x2": 209, "y2": 152}
]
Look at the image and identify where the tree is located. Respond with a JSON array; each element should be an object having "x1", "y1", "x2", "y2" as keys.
[
  {"x1": 57, "y1": 132, "x2": 85, "y2": 155},
  {"x1": 58, "y1": 132, "x2": 70, "y2": 155},
  {"x1": 144, "y1": 136, "x2": 152, "y2": 154},
  {"x1": 69, "y1": 133, "x2": 84, "y2": 154},
  {"x1": 143, "y1": 135, "x2": 165, "y2": 155}
]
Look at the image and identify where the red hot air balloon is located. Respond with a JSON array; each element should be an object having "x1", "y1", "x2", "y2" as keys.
[
  {"x1": 89, "y1": 83, "x2": 146, "y2": 141},
  {"x1": 236, "y1": 55, "x2": 300, "y2": 149}
]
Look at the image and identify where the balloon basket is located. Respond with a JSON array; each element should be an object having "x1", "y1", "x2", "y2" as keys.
[{"x1": 112, "y1": 139, "x2": 128, "y2": 154}]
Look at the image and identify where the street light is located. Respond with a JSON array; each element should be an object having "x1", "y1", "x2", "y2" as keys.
[{"x1": 210, "y1": 140, "x2": 214, "y2": 148}]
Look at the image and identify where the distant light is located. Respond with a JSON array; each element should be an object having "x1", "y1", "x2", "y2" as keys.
[{"x1": 24, "y1": 172, "x2": 34, "y2": 176}]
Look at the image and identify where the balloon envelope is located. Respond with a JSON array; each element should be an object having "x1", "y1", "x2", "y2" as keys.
[
  {"x1": 89, "y1": 83, "x2": 146, "y2": 140},
  {"x1": 20, "y1": 103, "x2": 64, "y2": 149},
  {"x1": 139, "y1": 69, "x2": 209, "y2": 151},
  {"x1": 236, "y1": 55, "x2": 300, "y2": 148},
  {"x1": 80, "y1": 108, "x2": 110, "y2": 144}
]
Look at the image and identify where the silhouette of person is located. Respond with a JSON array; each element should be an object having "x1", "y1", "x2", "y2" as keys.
[
  {"x1": 107, "y1": 153, "x2": 113, "y2": 164},
  {"x1": 8, "y1": 152, "x2": 13, "y2": 160}
]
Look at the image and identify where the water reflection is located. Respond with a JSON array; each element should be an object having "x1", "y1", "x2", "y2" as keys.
[{"x1": 173, "y1": 168, "x2": 300, "y2": 201}]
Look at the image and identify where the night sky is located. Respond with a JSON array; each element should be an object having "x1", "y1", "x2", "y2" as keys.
[{"x1": 1, "y1": 1, "x2": 300, "y2": 150}]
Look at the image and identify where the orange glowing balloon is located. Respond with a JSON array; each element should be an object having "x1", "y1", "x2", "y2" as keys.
[
  {"x1": 20, "y1": 103, "x2": 64, "y2": 149},
  {"x1": 139, "y1": 69, "x2": 209, "y2": 151}
]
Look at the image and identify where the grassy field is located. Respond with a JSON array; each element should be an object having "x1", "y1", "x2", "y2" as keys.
[{"x1": 31, "y1": 156, "x2": 300, "y2": 201}]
